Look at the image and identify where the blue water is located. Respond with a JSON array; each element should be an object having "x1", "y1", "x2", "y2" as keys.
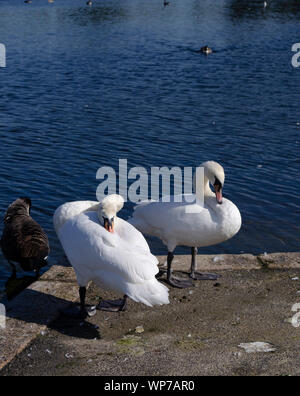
[{"x1": 0, "y1": 0, "x2": 299, "y2": 299}]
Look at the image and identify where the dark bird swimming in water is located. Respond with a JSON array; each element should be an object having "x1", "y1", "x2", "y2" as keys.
[
  {"x1": 199, "y1": 46, "x2": 213, "y2": 55},
  {"x1": 1, "y1": 198, "x2": 50, "y2": 277}
]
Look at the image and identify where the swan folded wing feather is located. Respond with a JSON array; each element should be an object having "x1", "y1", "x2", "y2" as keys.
[
  {"x1": 130, "y1": 196, "x2": 242, "y2": 249},
  {"x1": 131, "y1": 200, "x2": 200, "y2": 242},
  {"x1": 53, "y1": 201, "x2": 99, "y2": 234},
  {"x1": 219, "y1": 198, "x2": 242, "y2": 239},
  {"x1": 130, "y1": 201, "x2": 172, "y2": 238},
  {"x1": 117, "y1": 218, "x2": 153, "y2": 256},
  {"x1": 58, "y1": 212, "x2": 159, "y2": 286},
  {"x1": 89, "y1": 225, "x2": 159, "y2": 284}
]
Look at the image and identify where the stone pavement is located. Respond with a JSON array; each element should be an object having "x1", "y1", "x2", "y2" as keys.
[{"x1": 1, "y1": 253, "x2": 300, "y2": 376}]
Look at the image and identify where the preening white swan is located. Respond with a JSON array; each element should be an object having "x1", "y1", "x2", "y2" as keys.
[
  {"x1": 54, "y1": 195, "x2": 169, "y2": 318},
  {"x1": 129, "y1": 161, "x2": 242, "y2": 289}
]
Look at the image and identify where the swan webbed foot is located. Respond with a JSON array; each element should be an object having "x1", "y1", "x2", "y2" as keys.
[
  {"x1": 97, "y1": 296, "x2": 128, "y2": 312},
  {"x1": 61, "y1": 286, "x2": 97, "y2": 319},
  {"x1": 190, "y1": 272, "x2": 221, "y2": 281},
  {"x1": 163, "y1": 276, "x2": 193, "y2": 289},
  {"x1": 190, "y1": 247, "x2": 221, "y2": 281},
  {"x1": 61, "y1": 304, "x2": 97, "y2": 319},
  {"x1": 163, "y1": 251, "x2": 193, "y2": 288},
  {"x1": 156, "y1": 269, "x2": 167, "y2": 279}
]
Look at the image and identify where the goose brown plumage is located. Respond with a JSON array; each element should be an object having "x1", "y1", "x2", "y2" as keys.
[{"x1": 1, "y1": 198, "x2": 50, "y2": 276}]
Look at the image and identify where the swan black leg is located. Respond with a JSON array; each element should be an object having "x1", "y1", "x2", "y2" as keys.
[
  {"x1": 163, "y1": 252, "x2": 193, "y2": 289},
  {"x1": 79, "y1": 287, "x2": 97, "y2": 317},
  {"x1": 190, "y1": 247, "x2": 221, "y2": 280},
  {"x1": 79, "y1": 286, "x2": 87, "y2": 315},
  {"x1": 97, "y1": 295, "x2": 128, "y2": 312},
  {"x1": 61, "y1": 286, "x2": 96, "y2": 319}
]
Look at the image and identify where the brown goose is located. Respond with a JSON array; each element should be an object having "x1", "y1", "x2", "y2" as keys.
[{"x1": 1, "y1": 198, "x2": 50, "y2": 276}]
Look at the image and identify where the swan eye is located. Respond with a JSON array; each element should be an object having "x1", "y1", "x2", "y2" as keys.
[
  {"x1": 214, "y1": 177, "x2": 222, "y2": 191},
  {"x1": 102, "y1": 216, "x2": 114, "y2": 225},
  {"x1": 103, "y1": 216, "x2": 114, "y2": 233}
]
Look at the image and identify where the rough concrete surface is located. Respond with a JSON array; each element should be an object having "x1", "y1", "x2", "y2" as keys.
[
  {"x1": 1, "y1": 253, "x2": 300, "y2": 376},
  {"x1": 0, "y1": 267, "x2": 79, "y2": 371}
]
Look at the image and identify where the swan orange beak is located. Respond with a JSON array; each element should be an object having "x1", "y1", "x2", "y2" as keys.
[
  {"x1": 104, "y1": 218, "x2": 114, "y2": 233},
  {"x1": 214, "y1": 185, "x2": 223, "y2": 205}
]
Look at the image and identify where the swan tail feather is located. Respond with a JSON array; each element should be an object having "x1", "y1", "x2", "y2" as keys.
[{"x1": 126, "y1": 279, "x2": 169, "y2": 307}]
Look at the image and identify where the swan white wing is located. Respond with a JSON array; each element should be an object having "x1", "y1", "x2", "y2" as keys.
[
  {"x1": 130, "y1": 197, "x2": 204, "y2": 247},
  {"x1": 130, "y1": 200, "x2": 178, "y2": 237},
  {"x1": 58, "y1": 212, "x2": 159, "y2": 286},
  {"x1": 130, "y1": 195, "x2": 242, "y2": 250},
  {"x1": 116, "y1": 218, "x2": 153, "y2": 256},
  {"x1": 58, "y1": 211, "x2": 169, "y2": 306},
  {"x1": 217, "y1": 198, "x2": 242, "y2": 240},
  {"x1": 53, "y1": 200, "x2": 99, "y2": 234}
]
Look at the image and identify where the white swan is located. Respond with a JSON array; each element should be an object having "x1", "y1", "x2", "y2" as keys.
[
  {"x1": 129, "y1": 161, "x2": 242, "y2": 289},
  {"x1": 53, "y1": 194, "x2": 169, "y2": 318}
]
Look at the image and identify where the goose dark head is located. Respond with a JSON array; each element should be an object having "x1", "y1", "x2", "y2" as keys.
[{"x1": 4, "y1": 197, "x2": 32, "y2": 223}]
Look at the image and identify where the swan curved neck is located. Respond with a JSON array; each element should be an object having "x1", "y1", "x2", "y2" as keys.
[{"x1": 204, "y1": 176, "x2": 214, "y2": 197}]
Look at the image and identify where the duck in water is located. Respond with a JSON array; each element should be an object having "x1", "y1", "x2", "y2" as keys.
[{"x1": 199, "y1": 46, "x2": 213, "y2": 55}]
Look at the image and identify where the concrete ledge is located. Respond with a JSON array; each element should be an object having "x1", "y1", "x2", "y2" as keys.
[
  {"x1": 157, "y1": 253, "x2": 262, "y2": 270},
  {"x1": 0, "y1": 252, "x2": 300, "y2": 372},
  {"x1": 39, "y1": 265, "x2": 77, "y2": 283},
  {"x1": 0, "y1": 267, "x2": 79, "y2": 371},
  {"x1": 257, "y1": 252, "x2": 300, "y2": 269}
]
